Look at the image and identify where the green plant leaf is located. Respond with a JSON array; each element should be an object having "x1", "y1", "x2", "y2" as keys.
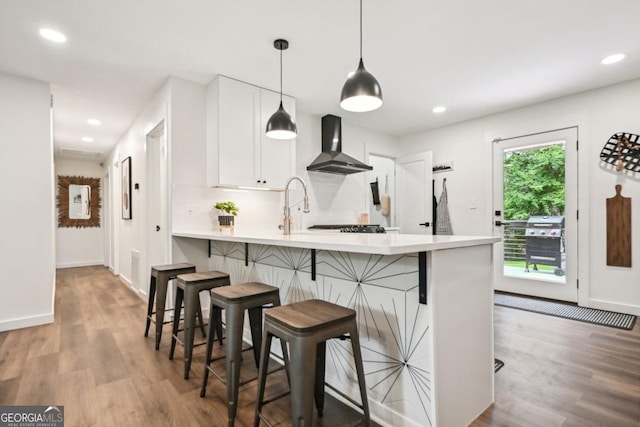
[{"x1": 214, "y1": 201, "x2": 239, "y2": 216}]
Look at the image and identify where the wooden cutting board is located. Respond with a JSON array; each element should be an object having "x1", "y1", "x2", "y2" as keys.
[{"x1": 606, "y1": 185, "x2": 632, "y2": 267}]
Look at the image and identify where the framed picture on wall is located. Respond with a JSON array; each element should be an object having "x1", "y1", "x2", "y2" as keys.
[{"x1": 122, "y1": 156, "x2": 132, "y2": 219}]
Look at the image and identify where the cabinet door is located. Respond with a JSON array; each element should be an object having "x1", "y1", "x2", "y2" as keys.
[
  {"x1": 259, "y1": 88, "x2": 295, "y2": 189},
  {"x1": 218, "y1": 77, "x2": 260, "y2": 187}
]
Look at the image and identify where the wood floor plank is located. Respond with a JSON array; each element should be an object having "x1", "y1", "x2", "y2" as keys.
[
  {"x1": 0, "y1": 377, "x2": 19, "y2": 405},
  {"x1": 0, "y1": 327, "x2": 33, "y2": 381},
  {"x1": 55, "y1": 368, "x2": 99, "y2": 426},
  {"x1": 94, "y1": 377, "x2": 148, "y2": 426},
  {"x1": 13, "y1": 353, "x2": 60, "y2": 405},
  {"x1": 26, "y1": 323, "x2": 61, "y2": 359},
  {"x1": 87, "y1": 329, "x2": 130, "y2": 386}
]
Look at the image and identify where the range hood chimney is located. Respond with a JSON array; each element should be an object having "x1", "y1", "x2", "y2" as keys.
[{"x1": 306, "y1": 115, "x2": 373, "y2": 175}]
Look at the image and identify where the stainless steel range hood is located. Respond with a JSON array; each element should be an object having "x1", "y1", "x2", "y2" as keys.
[{"x1": 306, "y1": 114, "x2": 373, "y2": 175}]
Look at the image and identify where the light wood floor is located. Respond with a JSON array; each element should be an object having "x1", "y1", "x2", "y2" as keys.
[
  {"x1": 1, "y1": 266, "x2": 639, "y2": 426},
  {"x1": 0, "y1": 266, "x2": 373, "y2": 427},
  {"x1": 472, "y1": 298, "x2": 640, "y2": 427}
]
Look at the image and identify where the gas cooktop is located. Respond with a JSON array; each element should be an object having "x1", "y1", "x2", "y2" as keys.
[{"x1": 308, "y1": 224, "x2": 386, "y2": 233}]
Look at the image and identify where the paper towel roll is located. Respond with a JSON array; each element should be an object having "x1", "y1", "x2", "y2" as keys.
[{"x1": 381, "y1": 194, "x2": 390, "y2": 216}]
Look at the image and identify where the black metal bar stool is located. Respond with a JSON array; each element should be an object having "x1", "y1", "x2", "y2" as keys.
[
  {"x1": 144, "y1": 263, "x2": 206, "y2": 350},
  {"x1": 201, "y1": 282, "x2": 288, "y2": 427},
  {"x1": 169, "y1": 271, "x2": 230, "y2": 379},
  {"x1": 254, "y1": 299, "x2": 370, "y2": 427}
]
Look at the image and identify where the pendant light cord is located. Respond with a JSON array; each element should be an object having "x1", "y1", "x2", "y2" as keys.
[
  {"x1": 359, "y1": 0, "x2": 363, "y2": 59},
  {"x1": 280, "y1": 46, "x2": 283, "y2": 103}
]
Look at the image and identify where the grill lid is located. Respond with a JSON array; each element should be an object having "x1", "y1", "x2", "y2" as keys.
[{"x1": 526, "y1": 215, "x2": 565, "y2": 227}]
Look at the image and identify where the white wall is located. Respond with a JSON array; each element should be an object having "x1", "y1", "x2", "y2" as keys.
[
  {"x1": 106, "y1": 76, "x2": 241, "y2": 296},
  {"x1": 0, "y1": 72, "x2": 55, "y2": 331},
  {"x1": 105, "y1": 79, "x2": 171, "y2": 295},
  {"x1": 400, "y1": 78, "x2": 640, "y2": 315},
  {"x1": 55, "y1": 157, "x2": 105, "y2": 268}
]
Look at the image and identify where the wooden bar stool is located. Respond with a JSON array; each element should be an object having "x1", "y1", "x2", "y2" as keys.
[
  {"x1": 144, "y1": 263, "x2": 206, "y2": 350},
  {"x1": 169, "y1": 271, "x2": 230, "y2": 379},
  {"x1": 254, "y1": 299, "x2": 371, "y2": 427},
  {"x1": 201, "y1": 282, "x2": 288, "y2": 427}
]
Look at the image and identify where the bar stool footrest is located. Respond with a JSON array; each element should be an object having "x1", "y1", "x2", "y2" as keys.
[
  {"x1": 259, "y1": 389, "x2": 291, "y2": 407},
  {"x1": 171, "y1": 336, "x2": 208, "y2": 349},
  {"x1": 204, "y1": 347, "x2": 285, "y2": 387},
  {"x1": 207, "y1": 343, "x2": 252, "y2": 365},
  {"x1": 325, "y1": 382, "x2": 366, "y2": 413},
  {"x1": 147, "y1": 311, "x2": 198, "y2": 325}
]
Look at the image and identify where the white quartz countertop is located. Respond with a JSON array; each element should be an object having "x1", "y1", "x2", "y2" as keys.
[{"x1": 172, "y1": 229, "x2": 500, "y2": 255}]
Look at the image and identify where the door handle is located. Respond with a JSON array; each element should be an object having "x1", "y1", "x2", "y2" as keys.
[
  {"x1": 156, "y1": 225, "x2": 161, "y2": 231},
  {"x1": 419, "y1": 222, "x2": 430, "y2": 227},
  {"x1": 495, "y1": 220, "x2": 505, "y2": 226}
]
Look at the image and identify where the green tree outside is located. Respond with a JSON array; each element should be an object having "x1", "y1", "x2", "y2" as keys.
[{"x1": 503, "y1": 144, "x2": 565, "y2": 220}]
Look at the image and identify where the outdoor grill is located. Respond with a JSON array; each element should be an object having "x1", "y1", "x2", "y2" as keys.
[{"x1": 525, "y1": 215, "x2": 565, "y2": 276}]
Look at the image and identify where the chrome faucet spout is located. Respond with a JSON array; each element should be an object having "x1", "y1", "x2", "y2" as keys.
[{"x1": 283, "y1": 176, "x2": 310, "y2": 235}]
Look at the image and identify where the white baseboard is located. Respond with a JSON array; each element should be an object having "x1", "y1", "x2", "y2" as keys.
[
  {"x1": 118, "y1": 274, "x2": 150, "y2": 302},
  {"x1": 119, "y1": 274, "x2": 132, "y2": 287},
  {"x1": 323, "y1": 382, "x2": 423, "y2": 427},
  {"x1": 56, "y1": 260, "x2": 104, "y2": 269},
  {"x1": 0, "y1": 312, "x2": 54, "y2": 332},
  {"x1": 584, "y1": 298, "x2": 640, "y2": 316}
]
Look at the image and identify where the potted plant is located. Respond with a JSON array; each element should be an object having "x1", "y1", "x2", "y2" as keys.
[{"x1": 214, "y1": 201, "x2": 238, "y2": 230}]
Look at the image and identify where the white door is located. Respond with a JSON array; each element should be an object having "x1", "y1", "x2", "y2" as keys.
[
  {"x1": 493, "y1": 128, "x2": 578, "y2": 302},
  {"x1": 397, "y1": 152, "x2": 433, "y2": 234},
  {"x1": 146, "y1": 121, "x2": 168, "y2": 279}
]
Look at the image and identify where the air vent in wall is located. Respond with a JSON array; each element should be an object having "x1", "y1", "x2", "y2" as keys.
[{"x1": 59, "y1": 148, "x2": 103, "y2": 159}]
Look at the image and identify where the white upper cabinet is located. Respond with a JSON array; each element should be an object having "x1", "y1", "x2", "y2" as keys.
[{"x1": 207, "y1": 75, "x2": 295, "y2": 190}]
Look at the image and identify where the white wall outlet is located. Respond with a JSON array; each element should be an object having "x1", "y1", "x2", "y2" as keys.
[{"x1": 470, "y1": 198, "x2": 478, "y2": 209}]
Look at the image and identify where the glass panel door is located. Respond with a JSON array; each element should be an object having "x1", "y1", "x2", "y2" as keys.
[{"x1": 493, "y1": 128, "x2": 578, "y2": 302}]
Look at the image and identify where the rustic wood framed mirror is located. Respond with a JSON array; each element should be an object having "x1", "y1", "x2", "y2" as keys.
[{"x1": 57, "y1": 175, "x2": 102, "y2": 228}]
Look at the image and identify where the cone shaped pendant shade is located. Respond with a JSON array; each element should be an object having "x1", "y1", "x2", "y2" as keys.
[
  {"x1": 266, "y1": 101, "x2": 297, "y2": 139},
  {"x1": 340, "y1": 58, "x2": 383, "y2": 112},
  {"x1": 266, "y1": 39, "x2": 297, "y2": 139},
  {"x1": 340, "y1": 0, "x2": 382, "y2": 112}
]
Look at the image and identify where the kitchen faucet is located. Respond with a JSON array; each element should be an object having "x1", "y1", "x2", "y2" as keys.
[{"x1": 282, "y1": 176, "x2": 310, "y2": 235}]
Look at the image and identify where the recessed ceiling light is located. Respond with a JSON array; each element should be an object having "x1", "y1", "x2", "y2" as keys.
[
  {"x1": 87, "y1": 118, "x2": 101, "y2": 126},
  {"x1": 81, "y1": 137, "x2": 94, "y2": 142},
  {"x1": 347, "y1": 71, "x2": 356, "y2": 78},
  {"x1": 601, "y1": 53, "x2": 626, "y2": 65},
  {"x1": 432, "y1": 106, "x2": 447, "y2": 114},
  {"x1": 39, "y1": 28, "x2": 66, "y2": 43}
]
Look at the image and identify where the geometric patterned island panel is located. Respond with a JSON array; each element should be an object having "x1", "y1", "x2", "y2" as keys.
[{"x1": 208, "y1": 240, "x2": 433, "y2": 426}]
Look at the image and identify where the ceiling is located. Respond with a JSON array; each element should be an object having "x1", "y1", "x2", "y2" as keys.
[{"x1": 2, "y1": 1, "x2": 640, "y2": 159}]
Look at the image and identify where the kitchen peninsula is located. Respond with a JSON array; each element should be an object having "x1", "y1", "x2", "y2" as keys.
[{"x1": 172, "y1": 229, "x2": 499, "y2": 427}]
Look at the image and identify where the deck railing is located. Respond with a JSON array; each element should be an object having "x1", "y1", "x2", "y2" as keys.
[{"x1": 502, "y1": 220, "x2": 527, "y2": 262}]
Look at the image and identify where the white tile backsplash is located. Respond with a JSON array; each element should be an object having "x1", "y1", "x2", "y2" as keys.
[{"x1": 172, "y1": 184, "x2": 282, "y2": 232}]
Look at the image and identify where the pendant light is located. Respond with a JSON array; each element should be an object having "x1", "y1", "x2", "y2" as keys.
[
  {"x1": 340, "y1": 0, "x2": 383, "y2": 112},
  {"x1": 266, "y1": 39, "x2": 297, "y2": 140}
]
